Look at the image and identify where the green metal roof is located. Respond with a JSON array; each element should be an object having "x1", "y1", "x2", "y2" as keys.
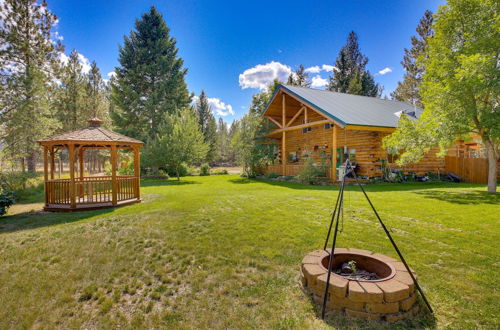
[{"x1": 275, "y1": 85, "x2": 422, "y2": 128}]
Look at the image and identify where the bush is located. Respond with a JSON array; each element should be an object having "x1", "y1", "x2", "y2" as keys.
[
  {"x1": 267, "y1": 172, "x2": 279, "y2": 179},
  {"x1": 199, "y1": 163, "x2": 210, "y2": 176},
  {"x1": 0, "y1": 189, "x2": 14, "y2": 216},
  {"x1": 212, "y1": 169, "x2": 228, "y2": 175},
  {"x1": 165, "y1": 163, "x2": 194, "y2": 177},
  {"x1": 296, "y1": 158, "x2": 323, "y2": 185}
]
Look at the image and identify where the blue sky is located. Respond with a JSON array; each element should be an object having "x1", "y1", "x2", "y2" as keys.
[{"x1": 49, "y1": 0, "x2": 444, "y2": 122}]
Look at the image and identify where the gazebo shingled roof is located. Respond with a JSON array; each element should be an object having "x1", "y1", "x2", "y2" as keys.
[
  {"x1": 38, "y1": 118, "x2": 143, "y2": 146},
  {"x1": 38, "y1": 118, "x2": 143, "y2": 212}
]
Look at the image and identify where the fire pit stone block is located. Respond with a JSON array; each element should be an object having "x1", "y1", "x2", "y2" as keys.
[{"x1": 300, "y1": 248, "x2": 419, "y2": 323}]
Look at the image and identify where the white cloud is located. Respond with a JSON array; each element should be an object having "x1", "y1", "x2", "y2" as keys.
[
  {"x1": 239, "y1": 61, "x2": 291, "y2": 90},
  {"x1": 305, "y1": 65, "x2": 321, "y2": 73},
  {"x1": 58, "y1": 51, "x2": 92, "y2": 74},
  {"x1": 378, "y1": 67, "x2": 392, "y2": 75},
  {"x1": 322, "y1": 64, "x2": 336, "y2": 72},
  {"x1": 311, "y1": 75, "x2": 328, "y2": 88},
  {"x1": 107, "y1": 72, "x2": 116, "y2": 79},
  {"x1": 193, "y1": 96, "x2": 234, "y2": 116},
  {"x1": 77, "y1": 53, "x2": 91, "y2": 74}
]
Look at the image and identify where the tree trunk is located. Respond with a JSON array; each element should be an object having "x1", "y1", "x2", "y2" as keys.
[
  {"x1": 485, "y1": 140, "x2": 497, "y2": 193},
  {"x1": 27, "y1": 150, "x2": 37, "y2": 173},
  {"x1": 176, "y1": 166, "x2": 180, "y2": 181}
]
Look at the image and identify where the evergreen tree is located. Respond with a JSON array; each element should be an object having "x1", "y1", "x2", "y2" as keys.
[
  {"x1": 55, "y1": 49, "x2": 88, "y2": 131},
  {"x1": 215, "y1": 117, "x2": 230, "y2": 163},
  {"x1": 391, "y1": 10, "x2": 433, "y2": 107},
  {"x1": 111, "y1": 6, "x2": 191, "y2": 142},
  {"x1": 249, "y1": 79, "x2": 281, "y2": 115},
  {"x1": 0, "y1": 0, "x2": 62, "y2": 172},
  {"x1": 328, "y1": 31, "x2": 381, "y2": 97},
  {"x1": 287, "y1": 64, "x2": 311, "y2": 87},
  {"x1": 86, "y1": 61, "x2": 110, "y2": 126},
  {"x1": 195, "y1": 90, "x2": 217, "y2": 162}
]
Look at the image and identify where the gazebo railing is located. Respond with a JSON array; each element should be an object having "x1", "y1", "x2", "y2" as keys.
[{"x1": 46, "y1": 176, "x2": 139, "y2": 205}]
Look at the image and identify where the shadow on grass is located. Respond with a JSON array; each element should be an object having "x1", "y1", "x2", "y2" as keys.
[
  {"x1": 0, "y1": 207, "x2": 114, "y2": 234},
  {"x1": 141, "y1": 179, "x2": 200, "y2": 187},
  {"x1": 309, "y1": 294, "x2": 437, "y2": 329},
  {"x1": 414, "y1": 190, "x2": 499, "y2": 205},
  {"x1": 252, "y1": 177, "x2": 486, "y2": 193}
]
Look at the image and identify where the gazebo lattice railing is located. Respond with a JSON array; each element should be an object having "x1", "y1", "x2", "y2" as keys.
[{"x1": 38, "y1": 118, "x2": 144, "y2": 212}]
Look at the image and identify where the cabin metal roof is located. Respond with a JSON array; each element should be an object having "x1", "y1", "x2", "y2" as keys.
[{"x1": 271, "y1": 85, "x2": 422, "y2": 128}]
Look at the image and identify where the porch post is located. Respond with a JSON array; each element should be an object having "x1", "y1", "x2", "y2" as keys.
[
  {"x1": 43, "y1": 146, "x2": 49, "y2": 206},
  {"x1": 282, "y1": 93, "x2": 286, "y2": 176},
  {"x1": 133, "y1": 145, "x2": 141, "y2": 200},
  {"x1": 111, "y1": 144, "x2": 118, "y2": 205},
  {"x1": 68, "y1": 144, "x2": 76, "y2": 209},
  {"x1": 331, "y1": 125, "x2": 338, "y2": 182}
]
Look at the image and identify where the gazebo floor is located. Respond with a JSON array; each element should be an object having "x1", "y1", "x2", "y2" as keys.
[{"x1": 44, "y1": 198, "x2": 140, "y2": 212}]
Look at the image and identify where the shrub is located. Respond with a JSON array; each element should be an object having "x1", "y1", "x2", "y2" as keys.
[
  {"x1": 296, "y1": 158, "x2": 323, "y2": 185},
  {"x1": 0, "y1": 189, "x2": 14, "y2": 216},
  {"x1": 199, "y1": 163, "x2": 210, "y2": 176},
  {"x1": 267, "y1": 172, "x2": 279, "y2": 179},
  {"x1": 212, "y1": 169, "x2": 228, "y2": 175}
]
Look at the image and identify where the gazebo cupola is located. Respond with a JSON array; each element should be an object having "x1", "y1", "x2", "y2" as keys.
[{"x1": 37, "y1": 118, "x2": 143, "y2": 212}]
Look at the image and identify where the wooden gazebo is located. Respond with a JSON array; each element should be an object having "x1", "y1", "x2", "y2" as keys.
[{"x1": 38, "y1": 118, "x2": 143, "y2": 212}]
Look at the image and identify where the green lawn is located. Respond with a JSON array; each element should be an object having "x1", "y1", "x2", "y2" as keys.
[{"x1": 0, "y1": 175, "x2": 498, "y2": 329}]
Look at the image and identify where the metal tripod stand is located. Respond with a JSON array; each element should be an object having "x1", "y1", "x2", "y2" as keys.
[{"x1": 321, "y1": 159, "x2": 433, "y2": 319}]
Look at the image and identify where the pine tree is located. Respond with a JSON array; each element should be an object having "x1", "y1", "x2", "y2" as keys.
[
  {"x1": 0, "y1": 0, "x2": 62, "y2": 172},
  {"x1": 391, "y1": 10, "x2": 433, "y2": 107},
  {"x1": 287, "y1": 64, "x2": 311, "y2": 87},
  {"x1": 215, "y1": 117, "x2": 229, "y2": 163},
  {"x1": 328, "y1": 31, "x2": 381, "y2": 97},
  {"x1": 249, "y1": 79, "x2": 281, "y2": 115},
  {"x1": 55, "y1": 49, "x2": 88, "y2": 131},
  {"x1": 195, "y1": 90, "x2": 217, "y2": 162},
  {"x1": 111, "y1": 6, "x2": 191, "y2": 142},
  {"x1": 86, "y1": 61, "x2": 110, "y2": 125}
]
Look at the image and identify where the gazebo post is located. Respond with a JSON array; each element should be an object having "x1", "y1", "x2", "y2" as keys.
[
  {"x1": 133, "y1": 146, "x2": 141, "y2": 200},
  {"x1": 79, "y1": 147, "x2": 85, "y2": 197},
  {"x1": 49, "y1": 146, "x2": 55, "y2": 180},
  {"x1": 68, "y1": 144, "x2": 76, "y2": 209},
  {"x1": 43, "y1": 146, "x2": 49, "y2": 206},
  {"x1": 111, "y1": 144, "x2": 118, "y2": 205}
]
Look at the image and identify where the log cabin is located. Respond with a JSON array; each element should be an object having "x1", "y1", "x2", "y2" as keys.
[{"x1": 262, "y1": 84, "x2": 446, "y2": 182}]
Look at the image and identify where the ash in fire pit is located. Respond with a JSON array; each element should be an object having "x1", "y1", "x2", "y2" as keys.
[{"x1": 334, "y1": 260, "x2": 380, "y2": 281}]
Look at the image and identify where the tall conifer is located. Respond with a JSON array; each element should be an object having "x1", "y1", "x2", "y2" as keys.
[
  {"x1": 0, "y1": 0, "x2": 62, "y2": 172},
  {"x1": 111, "y1": 6, "x2": 191, "y2": 142}
]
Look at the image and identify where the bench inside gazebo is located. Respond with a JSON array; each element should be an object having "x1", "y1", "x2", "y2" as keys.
[{"x1": 38, "y1": 118, "x2": 143, "y2": 212}]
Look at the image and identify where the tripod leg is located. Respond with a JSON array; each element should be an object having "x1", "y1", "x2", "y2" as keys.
[
  {"x1": 347, "y1": 161, "x2": 433, "y2": 314},
  {"x1": 321, "y1": 175, "x2": 346, "y2": 319},
  {"x1": 323, "y1": 182, "x2": 342, "y2": 250}
]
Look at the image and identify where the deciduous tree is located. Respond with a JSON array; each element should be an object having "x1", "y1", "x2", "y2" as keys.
[{"x1": 384, "y1": 0, "x2": 499, "y2": 192}]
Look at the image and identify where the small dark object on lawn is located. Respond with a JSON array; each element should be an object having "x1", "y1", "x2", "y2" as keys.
[{"x1": 447, "y1": 173, "x2": 461, "y2": 182}]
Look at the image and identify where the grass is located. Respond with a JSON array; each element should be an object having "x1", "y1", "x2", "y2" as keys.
[{"x1": 0, "y1": 175, "x2": 498, "y2": 329}]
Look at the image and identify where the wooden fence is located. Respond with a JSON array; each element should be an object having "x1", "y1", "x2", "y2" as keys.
[{"x1": 444, "y1": 156, "x2": 488, "y2": 184}]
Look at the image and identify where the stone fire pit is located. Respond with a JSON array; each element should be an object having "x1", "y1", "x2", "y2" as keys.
[{"x1": 300, "y1": 248, "x2": 419, "y2": 323}]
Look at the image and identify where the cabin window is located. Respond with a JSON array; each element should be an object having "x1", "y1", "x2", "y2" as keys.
[
  {"x1": 302, "y1": 127, "x2": 312, "y2": 133},
  {"x1": 324, "y1": 123, "x2": 332, "y2": 130},
  {"x1": 288, "y1": 152, "x2": 299, "y2": 163}
]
